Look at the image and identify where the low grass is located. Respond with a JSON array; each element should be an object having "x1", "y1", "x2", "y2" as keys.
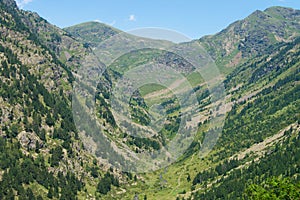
[{"x1": 139, "y1": 84, "x2": 166, "y2": 97}]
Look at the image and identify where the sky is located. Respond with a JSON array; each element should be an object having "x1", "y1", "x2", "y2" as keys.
[{"x1": 17, "y1": 0, "x2": 300, "y2": 40}]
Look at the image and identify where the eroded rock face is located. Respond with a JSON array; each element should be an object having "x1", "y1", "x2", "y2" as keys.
[{"x1": 17, "y1": 131, "x2": 43, "y2": 150}]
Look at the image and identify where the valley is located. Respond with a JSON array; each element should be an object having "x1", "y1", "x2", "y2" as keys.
[{"x1": 0, "y1": 0, "x2": 299, "y2": 199}]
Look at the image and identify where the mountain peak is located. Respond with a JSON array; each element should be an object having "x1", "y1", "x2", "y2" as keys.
[
  {"x1": 64, "y1": 21, "x2": 120, "y2": 47},
  {"x1": 264, "y1": 6, "x2": 300, "y2": 19},
  {"x1": 246, "y1": 9, "x2": 268, "y2": 20},
  {"x1": 198, "y1": 6, "x2": 300, "y2": 69},
  {"x1": 265, "y1": 6, "x2": 296, "y2": 12},
  {"x1": 69, "y1": 21, "x2": 113, "y2": 28}
]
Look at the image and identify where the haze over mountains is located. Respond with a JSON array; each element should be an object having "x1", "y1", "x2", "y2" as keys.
[{"x1": 0, "y1": 0, "x2": 299, "y2": 199}]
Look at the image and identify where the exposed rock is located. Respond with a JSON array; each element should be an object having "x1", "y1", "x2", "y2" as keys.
[{"x1": 17, "y1": 131, "x2": 43, "y2": 150}]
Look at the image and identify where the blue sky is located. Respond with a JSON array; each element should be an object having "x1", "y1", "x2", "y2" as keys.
[{"x1": 18, "y1": 0, "x2": 300, "y2": 39}]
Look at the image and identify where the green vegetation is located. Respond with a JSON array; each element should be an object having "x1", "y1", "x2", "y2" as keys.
[
  {"x1": 244, "y1": 177, "x2": 300, "y2": 200},
  {"x1": 97, "y1": 172, "x2": 119, "y2": 195},
  {"x1": 0, "y1": 1, "x2": 299, "y2": 199},
  {"x1": 0, "y1": 137, "x2": 83, "y2": 199},
  {"x1": 64, "y1": 21, "x2": 120, "y2": 48},
  {"x1": 193, "y1": 125, "x2": 300, "y2": 199}
]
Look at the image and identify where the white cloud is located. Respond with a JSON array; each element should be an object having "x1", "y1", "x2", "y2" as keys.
[
  {"x1": 129, "y1": 14, "x2": 136, "y2": 21},
  {"x1": 16, "y1": 0, "x2": 33, "y2": 8},
  {"x1": 93, "y1": 19, "x2": 103, "y2": 23}
]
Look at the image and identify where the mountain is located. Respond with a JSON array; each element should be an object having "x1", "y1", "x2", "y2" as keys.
[
  {"x1": 62, "y1": 5, "x2": 300, "y2": 199},
  {"x1": 0, "y1": 0, "x2": 123, "y2": 199},
  {"x1": 0, "y1": 1, "x2": 299, "y2": 199},
  {"x1": 108, "y1": 35, "x2": 299, "y2": 200},
  {"x1": 198, "y1": 6, "x2": 300, "y2": 73},
  {"x1": 64, "y1": 21, "x2": 120, "y2": 48}
]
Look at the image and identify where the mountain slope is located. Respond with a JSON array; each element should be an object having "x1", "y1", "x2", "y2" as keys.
[
  {"x1": 0, "y1": 1, "x2": 124, "y2": 199},
  {"x1": 0, "y1": 1, "x2": 299, "y2": 199},
  {"x1": 198, "y1": 6, "x2": 300, "y2": 73},
  {"x1": 61, "y1": 5, "x2": 300, "y2": 200},
  {"x1": 109, "y1": 36, "x2": 300, "y2": 200},
  {"x1": 64, "y1": 21, "x2": 120, "y2": 48}
]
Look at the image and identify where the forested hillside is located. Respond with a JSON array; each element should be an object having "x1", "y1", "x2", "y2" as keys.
[
  {"x1": 0, "y1": 0, "x2": 122, "y2": 199},
  {"x1": 0, "y1": 0, "x2": 299, "y2": 199}
]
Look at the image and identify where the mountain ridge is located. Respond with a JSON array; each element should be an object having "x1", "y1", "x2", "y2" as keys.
[
  {"x1": 198, "y1": 6, "x2": 300, "y2": 73},
  {"x1": 63, "y1": 21, "x2": 121, "y2": 48}
]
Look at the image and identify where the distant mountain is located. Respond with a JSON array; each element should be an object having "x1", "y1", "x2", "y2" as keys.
[
  {"x1": 64, "y1": 21, "x2": 121, "y2": 48},
  {"x1": 198, "y1": 6, "x2": 300, "y2": 73}
]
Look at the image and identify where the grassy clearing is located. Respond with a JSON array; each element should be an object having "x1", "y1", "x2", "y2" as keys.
[{"x1": 139, "y1": 84, "x2": 166, "y2": 97}]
